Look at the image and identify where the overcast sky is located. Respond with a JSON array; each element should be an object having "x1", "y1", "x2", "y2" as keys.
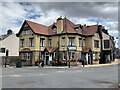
[{"x1": 0, "y1": 1, "x2": 119, "y2": 47}]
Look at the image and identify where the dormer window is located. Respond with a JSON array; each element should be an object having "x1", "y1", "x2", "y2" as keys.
[
  {"x1": 53, "y1": 28, "x2": 57, "y2": 33},
  {"x1": 76, "y1": 27, "x2": 81, "y2": 33},
  {"x1": 52, "y1": 25, "x2": 57, "y2": 34}
]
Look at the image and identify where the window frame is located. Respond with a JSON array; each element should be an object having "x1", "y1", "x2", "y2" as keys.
[
  {"x1": 49, "y1": 39, "x2": 52, "y2": 47},
  {"x1": 104, "y1": 40, "x2": 110, "y2": 48},
  {"x1": 94, "y1": 40, "x2": 99, "y2": 48},
  {"x1": 25, "y1": 29, "x2": 30, "y2": 35},
  {"x1": 62, "y1": 37, "x2": 65, "y2": 47},
  {"x1": 20, "y1": 39, "x2": 24, "y2": 47},
  {"x1": 0, "y1": 48, "x2": 5, "y2": 53},
  {"x1": 29, "y1": 38, "x2": 34, "y2": 47},
  {"x1": 69, "y1": 37, "x2": 75, "y2": 46},
  {"x1": 40, "y1": 38, "x2": 45, "y2": 47}
]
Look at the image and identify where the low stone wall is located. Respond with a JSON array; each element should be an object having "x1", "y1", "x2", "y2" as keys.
[
  {"x1": 1, "y1": 56, "x2": 19, "y2": 66},
  {"x1": 67, "y1": 62, "x2": 80, "y2": 66}
]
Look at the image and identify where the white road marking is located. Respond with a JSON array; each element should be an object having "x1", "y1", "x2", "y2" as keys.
[
  {"x1": 10, "y1": 75, "x2": 22, "y2": 77},
  {"x1": 57, "y1": 71, "x2": 64, "y2": 73}
]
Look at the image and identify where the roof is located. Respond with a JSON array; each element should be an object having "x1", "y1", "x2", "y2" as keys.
[
  {"x1": 17, "y1": 17, "x2": 99, "y2": 36},
  {"x1": 26, "y1": 20, "x2": 49, "y2": 35},
  {"x1": 62, "y1": 18, "x2": 77, "y2": 34},
  {"x1": 82, "y1": 25, "x2": 98, "y2": 36},
  {"x1": 0, "y1": 34, "x2": 12, "y2": 41}
]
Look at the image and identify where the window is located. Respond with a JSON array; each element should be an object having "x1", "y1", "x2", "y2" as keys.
[
  {"x1": 52, "y1": 28, "x2": 57, "y2": 34},
  {"x1": 83, "y1": 39, "x2": 85, "y2": 46},
  {"x1": 29, "y1": 38, "x2": 34, "y2": 47},
  {"x1": 62, "y1": 37, "x2": 65, "y2": 47},
  {"x1": 69, "y1": 37, "x2": 75, "y2": 46},
  {"x1": 68, "y1": 52, "x2": 75, "y2": 59},
  {"x1": 76, "y1": 27, "x2": 81, "y2": 33},
  {"x1": 72, "y1": 52, "x2": 75, "y2": 59},
  {"x1": 25, "y1": 29, "x2": 30, "y2": 35},
  {"x1": 94, "y1": 40, "x2": 99, "y2": 48},
  {"x1": 40, "y1": 38, "x2": 45, "y2": 47},
  {"x1": 20, "y1": 39, "x2": 24, "y2": 47},
  {"x1": 21, "y1": 53, "x2": 31, "y2": 60},
  {"x1": 63, "y1": 52, "x2": 66, "y2": 60},
  {"x1": 104, "y1": 40, "x2": 109, "y2": 48},
  {"x1": 52, "y1": 25, "x2": 57, "y2": 34},
  {"x1": 0, "y1": 48, "x2": 5, "y2": 53},
  {"x1": 49, "y1": 39, "x2": 52, "y2": 47},
  {"x1": 79, "y1": 38, "x2": 82, "y2": 47}
]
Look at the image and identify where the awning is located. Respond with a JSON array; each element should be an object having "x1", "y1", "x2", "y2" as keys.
[
  {"x1": 45, "y1": 47, "x2": 58, "y2": 53},
  {"x1": 20, "y1": 48, "x2": 31, "y2": 52},
  {"x1": 83, "y1": 48, "x2": 91, "y2": 53}
]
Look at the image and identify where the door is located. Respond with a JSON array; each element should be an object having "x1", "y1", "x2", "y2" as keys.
[
  {"x1": 45, "y1": 52, "x2": 49, "y2": 65},
  {"x1": 46, "y1": 56, "x2": 49, "y2": 65}
]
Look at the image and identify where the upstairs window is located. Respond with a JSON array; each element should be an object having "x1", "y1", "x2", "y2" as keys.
[
  {"x1": 25, "y1": 29, "x2": 30, "y2": 35},
  {"x1": 69, "y1": 37, "x2": 75, "y2": 46},
  {"x1": 94, "y1": 40, "x2": 99, "y2": 48},
  {"x1": 40, "y1": 38, "x2": 45, "y2": 47},
  {"x1": 49, "y1": 39, "x2": 52, "y2": 47},
  {"x1": 62, "y1": 37, "x2": 65, "y2": 47},
  {"x1": 104, "y1": 40, "x2": 109, "y2": 48},
  {"x1": 20, "y1": 39, "x2": 24, "y2": 47},
  {"x1": 29, "y1": 38, "x2": 34, "y2": 47},
  {"x1": 52, "y1": 25, "x2": 57, "y2": 34},
  {"x1": 76, "y1": 27, "x2": 81, "y2": 33},
  {"x1": 79, "y1": 38, "x2": 82, "y2": 47}
]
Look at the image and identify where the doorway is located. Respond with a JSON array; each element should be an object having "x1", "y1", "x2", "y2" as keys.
[{"x1": 45, "y1": 52, "x2": 49, "y2": 65}]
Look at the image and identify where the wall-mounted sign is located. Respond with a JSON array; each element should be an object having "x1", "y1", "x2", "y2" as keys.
[{"x1": 67, "y1": 46, "x2": 77, "y2": 51}]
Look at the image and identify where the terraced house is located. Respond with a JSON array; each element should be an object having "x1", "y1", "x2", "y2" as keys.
[{"x1": 16, "y1": 16, "x2": 115, "y2": 66}]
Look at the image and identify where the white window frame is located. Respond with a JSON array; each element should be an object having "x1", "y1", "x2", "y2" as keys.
[
  {"x1": 40, "y1": 38, "x2": 45, "y2": 47},
  {"x1": 25, "y1": 29, "x2": 30, "y2": 35},
  {"x1": 69, "y1": 37, "x2": 75, "y2": 46},
  {"x1": 62, "y1": 37, "x2": 65, "y2": 46},
  {"x1": 29, "y1": 38, "x2": 34, "y2": 47}
]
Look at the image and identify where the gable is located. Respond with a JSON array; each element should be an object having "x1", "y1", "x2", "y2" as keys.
[
  {"x1": 16, "y1": 20, "x2": 48, "y2": 37},
  {"x1": 17, "y1": 21, "x2": 34, "y2": 37}
]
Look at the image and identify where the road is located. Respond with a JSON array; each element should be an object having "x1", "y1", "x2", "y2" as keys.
[{"x1": 1, "y1": 65, "x2": 119, "y2": 88}]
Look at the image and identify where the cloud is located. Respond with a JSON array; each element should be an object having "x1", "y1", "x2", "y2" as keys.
[{"x1": 1, "y1": 2, "x2": 118, "y2": 47}]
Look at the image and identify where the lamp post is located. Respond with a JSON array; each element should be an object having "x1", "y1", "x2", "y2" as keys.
[
  {"x1": 81, "y1": 25, "x2": 84, "y2": 63},
  {"x1": 5, "y1": 49, "x2": 9, "y2": 68},
  {"x1": 68, "y1": 51, "x2": 70, "y2": 68}
]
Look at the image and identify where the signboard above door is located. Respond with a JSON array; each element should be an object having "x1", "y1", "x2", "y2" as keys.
[{"x1": 67, "y1": 46, "x2": 77, "y2": 51}]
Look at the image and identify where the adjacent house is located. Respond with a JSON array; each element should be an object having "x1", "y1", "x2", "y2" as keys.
[
  {"x1": 82, "y1": 25, "x2": 101, "y2": 65},
  {"x1": 0, "y1": 30, "x2": 19, "y2": 65},
  {"x1": 16, "y1": 16, "x2": 115, "y2": 66},
  {"x1": 101, "y1": 29, "x2": 115, "y2": 63}
]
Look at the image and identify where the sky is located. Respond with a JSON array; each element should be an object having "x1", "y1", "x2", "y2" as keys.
[{"x1": 0, "y1": 1, "x2": 119, "y2": 47}]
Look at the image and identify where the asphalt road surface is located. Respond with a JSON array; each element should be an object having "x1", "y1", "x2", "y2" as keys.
[{"x1": 1, "y1": 65, "x2": 119, "y2": 88}]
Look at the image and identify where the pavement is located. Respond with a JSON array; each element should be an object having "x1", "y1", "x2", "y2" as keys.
[{"x1": 3, "y1": 59, "x2": 119, "y2": 69}]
